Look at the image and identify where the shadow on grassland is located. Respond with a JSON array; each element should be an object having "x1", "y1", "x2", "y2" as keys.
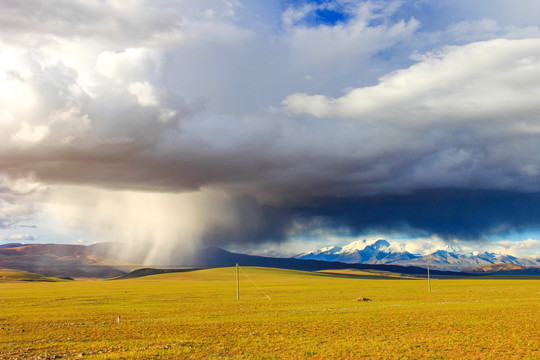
[{"x1": 112, "y1": 267, "x2": 203, "y2": 280}]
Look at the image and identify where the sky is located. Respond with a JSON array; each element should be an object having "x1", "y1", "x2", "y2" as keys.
[{"x1": 1, "y1": 0, "x2": 540, "y2": 262}]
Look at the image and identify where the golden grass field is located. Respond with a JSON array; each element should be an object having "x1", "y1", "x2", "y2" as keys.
[{"x1": 0, "y1": 267, "x2": 538, "y2": 359}]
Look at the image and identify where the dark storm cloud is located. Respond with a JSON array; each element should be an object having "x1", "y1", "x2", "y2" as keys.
[
  {"x1": 290, "y1": 190, "x2": 540, "y2": 241},
  {"x1": 1, "y1": 1, "x2": 540, "y2": 249},
  {"x1": 198, "y1": 190, "x2": 540, "y2": 246}
]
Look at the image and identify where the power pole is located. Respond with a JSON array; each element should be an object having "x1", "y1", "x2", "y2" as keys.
[
  {"x1": 236, "y1": 263, "x2": 239, "y2": 300},
  {"x1": 427, "y1": 261, "x2": 431, "y2": 293}
]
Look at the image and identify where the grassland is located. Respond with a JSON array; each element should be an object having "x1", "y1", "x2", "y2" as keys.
[
  {"x1": 0, "y1": 269, "x2": 70, "y2": 283},
  {"x1": 0, "y1": 267, "x2": 538, "y2": 359},
  {"x1": 316, "y1": 268, "x2": 424, "y2": 279}
]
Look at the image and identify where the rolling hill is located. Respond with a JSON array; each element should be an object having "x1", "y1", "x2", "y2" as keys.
[
  {"x1": 464, "y1": 263, "x2": 540, "y2": 275},
  {"x1": 0, "y1": 269, "x2": 72, "y2": 282},
  {"x1": 0, "y1": 243, "x2": 136, "y2": 278}
]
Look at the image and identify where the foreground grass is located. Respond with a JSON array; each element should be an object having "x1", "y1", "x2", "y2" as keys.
[{"x1": 0, "y1": 267, "x2": 538, "y2": 359}]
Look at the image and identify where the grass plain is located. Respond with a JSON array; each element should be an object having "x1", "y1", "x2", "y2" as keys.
[
  {"x1": 0, "y1": 269, "x2": 69, "y2": 283},
  {"x1": 0, "y1": 267, "x2": 538, "y2": 359}
]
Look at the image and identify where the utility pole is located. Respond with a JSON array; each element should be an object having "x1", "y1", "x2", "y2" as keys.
[
  {"x1": 427, "y1": 261, "x2": 431, "y2": 293},
  {"x1": 236, "y1": 263, "x2": 239, "y2": 300}
]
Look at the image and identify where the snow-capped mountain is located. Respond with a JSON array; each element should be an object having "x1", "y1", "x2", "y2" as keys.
[
  {"x1": 296, "y1": 240, "x2": 540, "y2": 270},
  {"x1": 297, "y1": 239, "x2": 417, "y2": 264},
  {"x1": 398, "y1": 250, "x2": 540, "y2": 270}
]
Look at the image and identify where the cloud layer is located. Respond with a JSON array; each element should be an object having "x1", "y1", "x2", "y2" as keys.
[{"x1": 1, "y1": 1, "x2": 540, "y2": 255}]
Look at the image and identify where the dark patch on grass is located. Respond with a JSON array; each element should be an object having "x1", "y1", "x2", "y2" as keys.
[{"x1": 113, "y1": 267, "x2": 202, "y2": 280}]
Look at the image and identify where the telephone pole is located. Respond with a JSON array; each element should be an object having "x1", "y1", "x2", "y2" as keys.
[
  {"x1": 236, "y1": 263, "x2": 239, "y2": 300},
  {"x1": 427, "y1": 261, "x2": 431, "y2": 293}
]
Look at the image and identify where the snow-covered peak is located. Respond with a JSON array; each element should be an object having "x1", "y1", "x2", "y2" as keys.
[
  {"x1": 319, "y1": 245, "x2": 341, "y2": 253},
  {"x1": 297, "y1": 245, "x2": 342, "y2": 257},
  {"x1": 338, "y1": 239, "x2": 392, "y2": 254},
  {"x1": 296, "y1": 238, "x2": 539, "y2": 268},
  {"x1": 302, "y1": 238, "x2": 406, "y2": 258},
  {"x1": 314, "y1": 245, "x2": 342, "y2": 255},
  {"x1": 297, "y1": 238, "x2": 416, "y2": 264},
  {"x1": 421, "y1": 244, "x2": 464, "y2": 256},
  {"x1": 338, "y1": 239, "x2": 373, "y2": 253},
  {"x1": 387, "y1": 242, "x2": 404, "y2": 253}
]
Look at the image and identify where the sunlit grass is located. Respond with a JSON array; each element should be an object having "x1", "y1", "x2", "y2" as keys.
[
  {"x1": 0, "y1": 269, "x2": 69, "y2": 283},
  {"x1": 0, "y1": 267, "x2": 538, "y2": 359}
]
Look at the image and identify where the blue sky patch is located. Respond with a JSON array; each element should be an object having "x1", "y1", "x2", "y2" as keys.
[
  {"x1": 282, "y1": 0, "x2": 352, "y2": 27},
  {"x1": 311, "y1": 8, "x2": 350, "y2": 26}
]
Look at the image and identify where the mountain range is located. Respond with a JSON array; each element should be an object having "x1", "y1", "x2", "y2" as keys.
[
  {"x1": 0, "y1": 242, "x2": 133, "y2": 278},
  {"x1": 1, "y1": 241, "x2": 538, "y2": 279},
  {"x1": 296, "y1": 239, "x2": 540, "y2": 270},
  {"x1": 0, "y1": 242, "x2": 464, "y2": 279}
]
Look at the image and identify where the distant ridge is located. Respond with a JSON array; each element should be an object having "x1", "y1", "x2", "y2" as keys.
[
  {"x1": 5, "y1": 242, "x2": 538, "y2": 278},
  {"x1": 0, "y1": 243, "x2": 24, "y2": 249},
  {"x1": 0, "y1": 243, "x2": 467, "y2": 279},
  {"x1": 465, "y1": 263, "x2": 540, "y2": 275},
  {"x1": 188, "y1": 247, "x2": 467, "y2": 278},
  {"x1": 297, "y1": 239, "x2": 540, "y2": 270},
  {"x1": 0, "y1": 243, "x2": 133, "y2": 278},
  {"x1": 297, "y1": 239, "x2": 416, "y2": 264}
]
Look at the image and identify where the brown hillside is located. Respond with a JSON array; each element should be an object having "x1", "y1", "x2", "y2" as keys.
[{"x1": 468, "y1": 263, "x2": 525, "y2": 273}]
